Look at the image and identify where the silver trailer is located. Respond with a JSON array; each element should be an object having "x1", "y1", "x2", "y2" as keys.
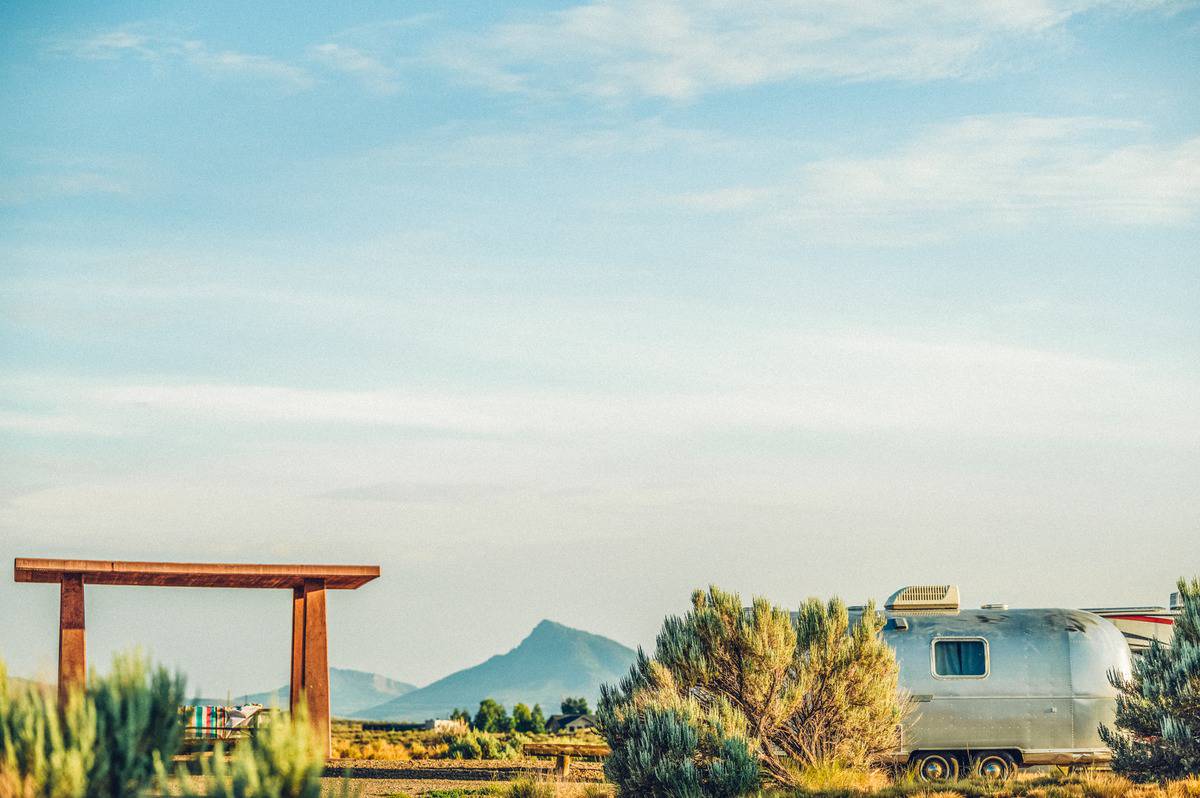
[{"x1": 869, "y1": 585, "x2": 1132, "y2": 780}]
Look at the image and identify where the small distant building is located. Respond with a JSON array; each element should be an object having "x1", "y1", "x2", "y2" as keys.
[
  {"x1": 545, "y1": 713, "x2": 598, "y2": 734},
  {"x1": 422, "y1": 718, "x2": 465, "y2": 732}
]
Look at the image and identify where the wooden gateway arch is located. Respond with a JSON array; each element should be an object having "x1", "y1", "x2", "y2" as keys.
[{"x1": 13, "y1": 557, "x2": 380, "y2": 756}]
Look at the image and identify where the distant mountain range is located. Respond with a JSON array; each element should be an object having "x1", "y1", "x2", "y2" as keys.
[
  {"x1": 199, "y1": 668, "x2": 416, "y2": 718},
  {"x1": 355, "y1": 620, "x2": 637, "y2": 721}
]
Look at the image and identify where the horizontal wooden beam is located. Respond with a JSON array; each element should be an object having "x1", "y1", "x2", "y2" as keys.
[{"x1": 14, "y1": 558, "x2": 379, "y2": 590}]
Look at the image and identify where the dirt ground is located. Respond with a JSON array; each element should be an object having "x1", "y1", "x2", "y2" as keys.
[{"x1": 321, "y1": 758, "x2": 609, "y2": 797}]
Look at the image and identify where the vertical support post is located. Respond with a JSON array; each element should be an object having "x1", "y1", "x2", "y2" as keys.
[
  {"x1": 289, "y1": 586, "x2": 305, "y2": 714},
  {"x1": 301, "y1": 578, "x2": 330, "y2": 757},
  {"x1": 58, "y1": 574, "x2": 86, "y2": 706}
]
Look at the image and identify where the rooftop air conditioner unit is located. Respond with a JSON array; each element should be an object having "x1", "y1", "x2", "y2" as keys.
[{"x1": 885, "y1": 585, "x2": 961, "y2": 613}]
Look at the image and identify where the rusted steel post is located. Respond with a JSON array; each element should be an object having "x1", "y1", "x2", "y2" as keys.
[
  {"x1": 301, "y1": 578, "x2": 330, "y2": 756},
  {"x1": 289, "y1": 585, "x2": 305, "y2": 713},
  {"x1": 58, "y1": 574, "x2": 86, "y2": 705}
]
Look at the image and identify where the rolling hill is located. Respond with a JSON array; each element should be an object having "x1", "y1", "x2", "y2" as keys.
[
  {"x1": 355, "y1": 620, "x2": 636, "y2": 721},
  {"x1": 199, "y1": 668, "x2": 416, "y2": 718}
]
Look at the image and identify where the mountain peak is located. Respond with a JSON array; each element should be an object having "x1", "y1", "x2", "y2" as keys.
[
  {"x1": 356, "y1": 621, "x2": 636, "y2": 721},
  {"x1": 526, "y1": 619, "x2": 570, "y2": 639}
]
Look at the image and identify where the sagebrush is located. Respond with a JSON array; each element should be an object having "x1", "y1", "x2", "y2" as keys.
[
  {"x1": 1102, "y1": 576, "x2": 1200, "y2": 781},
  {"x1": 598, "y1": 586, "x2": 908, "y2": 794}
]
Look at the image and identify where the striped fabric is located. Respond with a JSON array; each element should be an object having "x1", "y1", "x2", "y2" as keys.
[{"x1": 181, "y1": 704, "x2": 264, "y2": 739}]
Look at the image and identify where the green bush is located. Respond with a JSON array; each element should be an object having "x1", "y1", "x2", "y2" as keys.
[
  {"x1": 599, "y1": 667, "x2": 758, "y2": 798},
  {"x1": 1101, "y1": 576, "x2": 1200, "y2": 781},
  {"x1": 598, "y1": 586, "x2": 906, "y2": 794},
  {"x1": 86, "y1": 653, "x2": 186, "y2": 798},
  {"x1": 0, "y1": 665, "x2": 95, "y2": 798},
  {"x1": 447, "y1": 732, "x2": 484, "y2": 760},
  {"x1": 1, "y1": 653, "x2": 184, "y2": 798},
  {"x1": 446, "y1": 732, "x2": 518, "y2": 761}
]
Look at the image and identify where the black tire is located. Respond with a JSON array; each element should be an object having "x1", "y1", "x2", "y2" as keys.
[
  {"x1": 915, "y1": 752, "x2": 959, "y2": 782},
  {"x1": 971, "y1": 751, "x2": 1016, "y2": 779}
]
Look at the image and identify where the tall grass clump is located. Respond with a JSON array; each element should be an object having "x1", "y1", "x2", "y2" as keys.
[
  {"x1": 0, "y1": 664, "x2": 95, "y2": 798},
  {"x1": 86, "y1": 652, "x2": 186, "y2": 798},
  {"x1": 1102, "y1": 577, "x2": 1200, "y2": 781},
  {"x1": 1, "y1": 653, "x2": 184, "y2": 798},
  {"x1": 598, "y1": 586, "x2": 908, "y2": 795},
  {"x1": 504, "y1": 777, "x2": 556, "y2": 798}
]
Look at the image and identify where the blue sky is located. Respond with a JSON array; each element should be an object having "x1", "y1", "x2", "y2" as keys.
[{"x1": 1, "y1": 1, "x2": 1198, "y2": 696}]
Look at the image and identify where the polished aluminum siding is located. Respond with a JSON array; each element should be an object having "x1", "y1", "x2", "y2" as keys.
[{"x1": 872, "y1": 608, "x2": 1131, "y2": 763}]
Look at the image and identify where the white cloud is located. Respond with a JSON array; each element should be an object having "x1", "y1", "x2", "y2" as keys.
[
  {"x1": 179, "y1": 42, "x2": 313, "y2": 91},
  {"x1": 8, "y1": 330, "x2": 1196, "y2": 447},
  {"x1": 448, "y1": 0, "x2": 1177, "y2": 99},
  {"x1": 54, "y1": 27, "x2": 313, "y2": 92},
  {"x1": 795, "y1": 115, "x2": 1200, "y2": 226},
  {"x1": 66, "y1": 29, "x2": 159, "y2": 60},
  {"x1": 0, "y1": 411, "x2": 114, "y2": 436},
  {"x1": 669, "y1": 186, "x2": 774, "y2": 212},
  {"x1": 309, "y1": 43, "x2": 400, "y2": 95},
  {"x1": 339, "y1": 117, "x2": 730, "y2": 172},
  {"x1": 0, "y1": 171, "x2": 129, "y2": 206},
  {"x1": 669, "y1": 115, "x2": 1200, "y2": 235}
]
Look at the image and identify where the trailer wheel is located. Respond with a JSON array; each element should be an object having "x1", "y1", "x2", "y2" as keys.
[
  {"x1": 971, "y1": 751, "x2": 1016, "y2": 779},
  {"x1": 915, "y1": 752, "x2": 959, "y2": 781}
]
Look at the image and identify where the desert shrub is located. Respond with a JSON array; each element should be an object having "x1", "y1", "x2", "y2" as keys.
[
  {"x1": 446, "y1": 731, "x2": 518, "y2": 760},
  {"x1": 1, "y1": 653, "x2": 184, "y2": 798},
  {"x1": 86, "y1": 652, "x2": 186, "y2": 798},
  {"x1": 482, "y1": 733, "x2": 520, "y2": 760},
  {"x1": 0, "y1": 664, "x2": 95, "y2": 798},
  {"x1": 332, "y1": 735, "x2": 411, "y2": 760},
  {"x1": 599, "y1": 659, "x2": 758, "y2": 798},
  {"x1": 1101, "y1": 577, "x2": 1200, "y2": 781},
  {"x1": 598, "y1": 586, "x2": 907, "y2": 794},
  {"x1": 448, "y1": 732, "x2": 484, "y2": 760}
]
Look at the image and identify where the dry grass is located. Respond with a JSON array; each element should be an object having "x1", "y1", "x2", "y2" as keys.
[
  {"x1": 380, "y1": 777, "x2": 614, "y2": 798},
  {"x1": 332, "y1": 723, "x2": 603, "y2": 763},
  {"x1": 758, "y1": 769, "x2": 1200, "y2": 798}
]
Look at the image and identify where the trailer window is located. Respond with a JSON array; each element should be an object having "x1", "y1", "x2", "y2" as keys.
[{"x1": 933, "y1": 639, "x2": 987, "y2": 677}]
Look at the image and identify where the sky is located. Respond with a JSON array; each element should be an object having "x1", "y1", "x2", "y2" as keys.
[{"x1": 1, "y1": 0, "x2": 1198, "y2": 697}]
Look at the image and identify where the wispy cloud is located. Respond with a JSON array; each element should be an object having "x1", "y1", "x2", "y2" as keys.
[
  {"x1": 309, "y1": 43, "x2": 400, "y2": 95},
  {"x1": 53, "y1": 26, "x2": 314, "y2": 92},
  {"x1": 317, "y1": 482, "x2": 516, "y2": 504},
  {"x1": 0, "y1": 171, "x2": 129, "y2": 206},
  {"x1": 343, "y1": 116, "x2": 731, "y2": 172},
  {"x1": 9, "y1": 330, "x2": 1197, "y2": 446},
  {"x1": 444, "y1": 0, "x2": 1178, "y2": 99},
  {"x1": 0, "y1": 150, "x2": 143, "y2": 206},
  {"x1": 665, "y1": 115, "x2": 1200, "y2": 237}
]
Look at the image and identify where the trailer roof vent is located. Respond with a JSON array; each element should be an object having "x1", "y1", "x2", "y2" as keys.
[
  {"x1": 1171, "y1": 592, "x2": 1183, "y2": 610},
  {"x1": 886, "y1": 585, "x2": 960, "y2": 613}
]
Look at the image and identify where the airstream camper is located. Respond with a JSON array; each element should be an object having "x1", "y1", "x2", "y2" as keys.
[{"x1": 868, "y1": 585, "x2": 1132, "y2": 780}]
